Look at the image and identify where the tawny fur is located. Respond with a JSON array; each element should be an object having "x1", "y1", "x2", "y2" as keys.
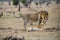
[{"x1": 13, "y1": 11, "x2": 48, "y2": 30}]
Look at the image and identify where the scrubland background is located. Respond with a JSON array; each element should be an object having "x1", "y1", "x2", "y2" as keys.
[{"x1": 0, "y1": 1, "x2": 60, "y2": 40}]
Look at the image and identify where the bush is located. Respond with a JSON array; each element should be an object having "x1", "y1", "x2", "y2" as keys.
[
  {"x1": 12, "y1": 0, "x2": 19, "y2": 6},
  {"x1": 21, "y1": 0, "x2": 26, "y2": 4}
]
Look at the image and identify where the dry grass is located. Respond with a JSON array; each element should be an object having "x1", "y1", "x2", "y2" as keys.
[{"x1": 0, "y1": 3, "x2": 60, "y2": 40}]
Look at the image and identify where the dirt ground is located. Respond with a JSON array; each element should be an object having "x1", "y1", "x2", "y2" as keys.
[{"x1": 0, "y1": 3, "x2": 60, "y2": 40}]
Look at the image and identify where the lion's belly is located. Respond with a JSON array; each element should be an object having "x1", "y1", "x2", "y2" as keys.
[
  {"x1": 30, "y1": 15, "x2": 38, "y2": 22},
  {"x1": 31, "y1": 19, "x2": 38, "y2": 22}
]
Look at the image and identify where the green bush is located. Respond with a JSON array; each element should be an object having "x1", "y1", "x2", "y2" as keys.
[
  {"x1": 56, "y1": 0, "x2": 60, "y2": 3},
  {"x1": 21, "y1": 0, "x2": 27, "y2": 5},
  {"x1": 12, "y1": 0, "x2": 19, "y2": 6}
]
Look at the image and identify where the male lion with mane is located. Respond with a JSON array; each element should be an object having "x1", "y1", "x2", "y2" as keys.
[{"x1": 13, "y1": 11, "x2": 48, "y2": 31}]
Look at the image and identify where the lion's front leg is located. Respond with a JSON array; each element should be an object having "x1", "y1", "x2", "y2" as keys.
[
  {"x1": 23, "y1": 20, "x2": 28, "y2": 31},
  {"x1": 37, "y1": 19, "x2": 42, "y2": 28}
]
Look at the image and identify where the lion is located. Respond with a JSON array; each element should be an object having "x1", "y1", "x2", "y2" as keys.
[{"x1": 13, "y1": 11, "x2": 48, "y2": 31}]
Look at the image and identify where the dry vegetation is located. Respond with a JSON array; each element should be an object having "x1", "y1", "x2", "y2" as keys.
[{"x1": 0, "y1": 2, "x2": 60, "y2": 40}]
